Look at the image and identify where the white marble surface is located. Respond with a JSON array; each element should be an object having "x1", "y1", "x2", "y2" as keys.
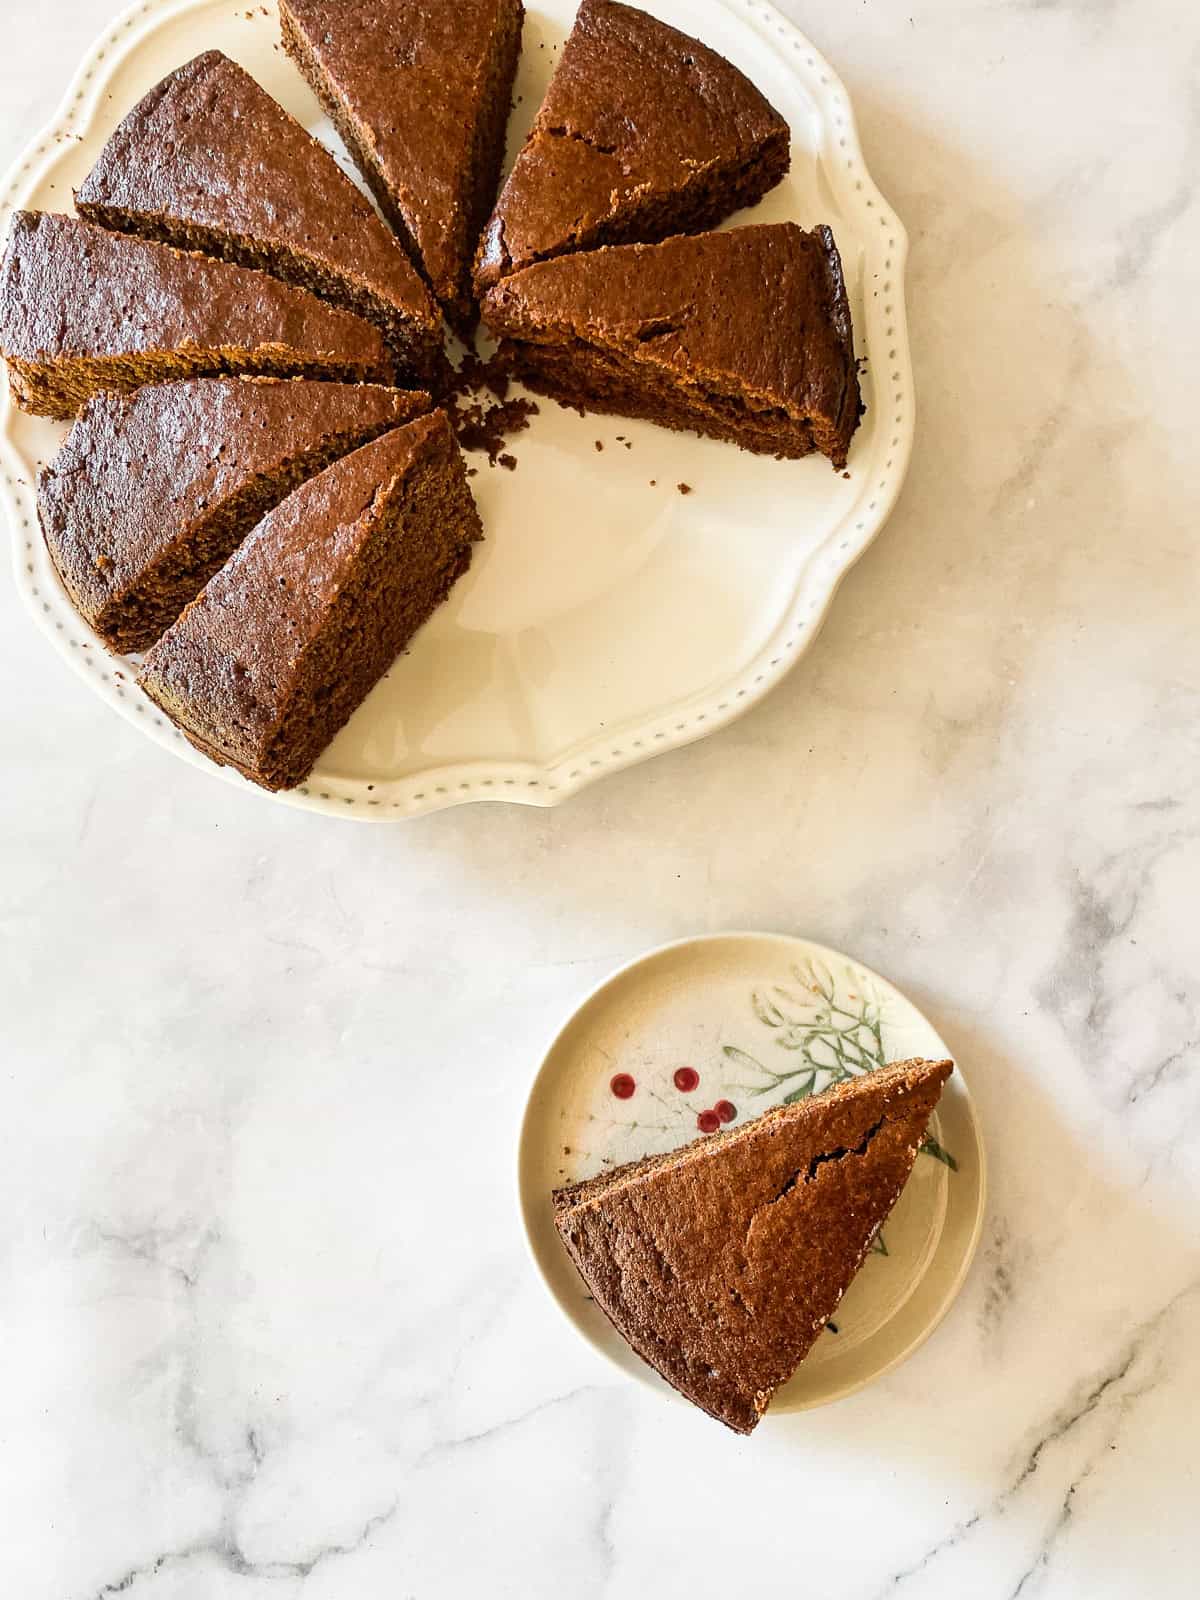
[{"x1": 2, "y1": 0, "x2": 1198, "y2": 1594}]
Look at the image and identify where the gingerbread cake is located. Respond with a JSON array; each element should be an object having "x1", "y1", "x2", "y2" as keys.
[
  {"x1": 139, "y1": 411, "x2": 482, "y2": 790},
  {"x1": 281, "y1": 0, "x2": 524, "y2": 338},
  {"x1": 474, "y1": 0, "x2": 789, "y2": 293},
  {"x1": 482, "y1": 223, "x2": 862, "y2": 467},
  {"x1": 0, "y1": 212, "x2": 391, "y2": 419},
  {"x1": 75, "y1": 51, "x2": 442, "y2": 384},
  {"x1": 554, "y1": 1057, "x2": 953, "y2": 1433},
  {"x1": 40, "y1": 378, "x2": 429, "y2": 654}
]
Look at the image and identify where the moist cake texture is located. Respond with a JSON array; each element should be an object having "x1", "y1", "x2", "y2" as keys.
[
  {"x1": 75, "y1": 50, "x2": 442, "y2": 384},
  {"x1": 0, "y1": 212, "x2": 390, "y2": 419},
  {"x1": 554, "y1": 1057, "x2": 952, "y2": 1432},
  {"x1": 474, "y1": 0, "x2": 790, "y2": 293},
  {"x1": 139, "y1": 411, "x2": 482, "y2": 791},
  {"x1": 40, "y1": 378, "x2": 430, "y2": 654},
  {"x1": 281, "y1": 0, "x2": 524, "y2": 338},
  {"x1": 482, "y1": 223, "x2": 862, "y2": 467}
]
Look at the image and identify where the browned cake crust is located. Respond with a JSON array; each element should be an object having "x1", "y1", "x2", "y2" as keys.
[
  {"x1": 281, "y1": 0, "x2": 524, "y2": 338},
  {"x1": 40, "y1": 378, "x2": 430, "y2": 654},
  {"x1": 75, "y1": 51, "x2": 442, "y2": 384},
  {"x1": 554, "y1": 1057, "x2": 953, "y2": 1433},
  {"x1": 0, "y1": 212, "x2": 391, "y2": 419},
  {"x1": 138, "y1": 411, "x2": 482, "y2": 791},
  {"x1": 482, "y1": 223, "x2": 862, "y2": 467},
  {"x1": 474, "y1": 0, "x2": 790, "y2": 294}
]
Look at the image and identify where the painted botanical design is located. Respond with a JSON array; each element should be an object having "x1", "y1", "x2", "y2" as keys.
[
  {"x1": 723, "y1": 958, "x2": 958, "y2": 1173},
  {"x1": 589, "y1": 956, "x2": 956, "y2": 1263}
]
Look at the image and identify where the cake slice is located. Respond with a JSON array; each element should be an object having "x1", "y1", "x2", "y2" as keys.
[
  {"x1": 75, "y1": 51, "x2": 442, "y2": 384},
  {"x1": 280, "y1": 0, "x2": 524, "y2": 338},
  {"x1": 0, "y1": 212, "x2": 390, "y2": 419},
  {"x1": 139, "y1": 411, "x2": 481, "y2": 791},
  {"x1": 482, "y1": 223, "x2": 862, "y2": 467},
  {"x1": 554, "y1": 1057, "x2": 953, "y2": 1433},
  {"x1": 40, "y1": 378, "x2": 430, "y2": 654},
  {"x1": 474, "y1": 0, "x2": 789, "y2": 294}
]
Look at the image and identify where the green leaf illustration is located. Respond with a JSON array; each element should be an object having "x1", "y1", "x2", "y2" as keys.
[
  {"x1": 782, "y1": 1073, "x2": 817, "y2": 1103},
  {"x1": 751, "y1": 991, "x2": 785, "y2": 1028},
  {"x1": 919, "y1": 1135, "x2": 959, "y2": 1171}
]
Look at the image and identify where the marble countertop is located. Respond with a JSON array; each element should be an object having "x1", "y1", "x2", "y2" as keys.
[{"x1": 2, "y1": 0, "x2": 1198, "y2": 1595}]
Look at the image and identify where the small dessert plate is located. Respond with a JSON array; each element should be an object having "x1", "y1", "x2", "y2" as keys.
[{"x1": 518, "y1": 932, "x2": 986, "y2": 1414}]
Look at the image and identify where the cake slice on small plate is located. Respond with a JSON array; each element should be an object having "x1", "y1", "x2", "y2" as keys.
[
  {"x1": 75, "y1": 51, "x2": 442, "y2": 385},
  {"x1": 139, "y1": 411, "x2": 482, "y2": 792},
  {"x1": 554, "y1": 1057, "x2": 952, "y2": 1433},
  {"x1": 281, "y1": 0, "x2": 524, "y2": 338},
  {"x1": 474, "y1": 0, "x2": 790, "y2": 294},
  {"x1": 0, "y1": 212, "x2": 391, "y2": 419},
  {"x1": 482, "y1": 223, "x2": 862, "y2": 467},
  {"x1": 40, "y1": 378, "x2": 430, "y2": 654}
]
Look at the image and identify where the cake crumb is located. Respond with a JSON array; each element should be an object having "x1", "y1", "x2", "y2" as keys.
[
  {"x1": 498, "y1": 453, "x2": 517, "y2": 471},
  {"x1": 447, "y1": 351, "x2": 538, "y2": 467},
  {"x1": 842, "y1": 471, "x2": 851, "y2": 480},
  {"x1": 594, "y1": 439, "x2": 603, "y2": 451},
  {"x1": 677, "y1": 482, "x2": 692, "y2": 495},
  {"x1": 623, "y1": 440, "x2": 632, "y2": 449},
  {"x1": 649, "y1": 479, "x2": 656, "y2": 486}
]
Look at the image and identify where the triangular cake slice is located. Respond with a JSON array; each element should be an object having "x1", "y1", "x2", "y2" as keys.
[
  {"x1": 0, "y1": 212, "x2": 390, "y2": 419},
  {"x1": 139, "y1": 411, "x2": 482, "y2": 791},
  {"x1": 40, "y1": 378, "x2": 430, "y2": 653},
  {"x1": 281, "y1": 0, "x2": 524, "y2": 338},
  {"x1": 474, "y1": 0, "x2": 789, "y2": 293},
  {"x1": 75, "y1": 51, "x2": 442, "y2": 385},
  {"x1": 554, "y1": 1057, "x2": 953, "y2": 1433},
  {"x1": 482, "y1": 223, "x2": 862, "y2": 467}
]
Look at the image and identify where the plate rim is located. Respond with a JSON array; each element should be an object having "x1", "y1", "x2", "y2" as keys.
[
  {"x1": 516, "y1": 930, "x2": 988, "y2": 1415},
  {"x1": 0, "y1": 0, "x2": 915, "y2": 821}
]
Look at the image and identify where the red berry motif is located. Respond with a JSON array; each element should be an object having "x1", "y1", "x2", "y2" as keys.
[
  {"x1": 673, "y1": 1066, "x2": 699, "y2": 1092},
  {"x1": 715, "y1": 1099, "x2": 737, "y2": 1124},
  {"x1": 697, "y1": 1109, "x2": 721, "y2": 1133},
  {"x1": 610, "y1": 1073, "x2": 636, "y2": 1100}
]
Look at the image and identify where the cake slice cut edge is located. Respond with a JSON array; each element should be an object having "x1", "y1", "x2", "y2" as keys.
[{"x1": 554, "y1": 1057, "x2": 953, "y2": 1432}]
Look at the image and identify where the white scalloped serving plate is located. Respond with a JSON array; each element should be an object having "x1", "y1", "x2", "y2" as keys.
[{"x1": 0, "y1": 0, "x2": 913, "y2": 819}]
